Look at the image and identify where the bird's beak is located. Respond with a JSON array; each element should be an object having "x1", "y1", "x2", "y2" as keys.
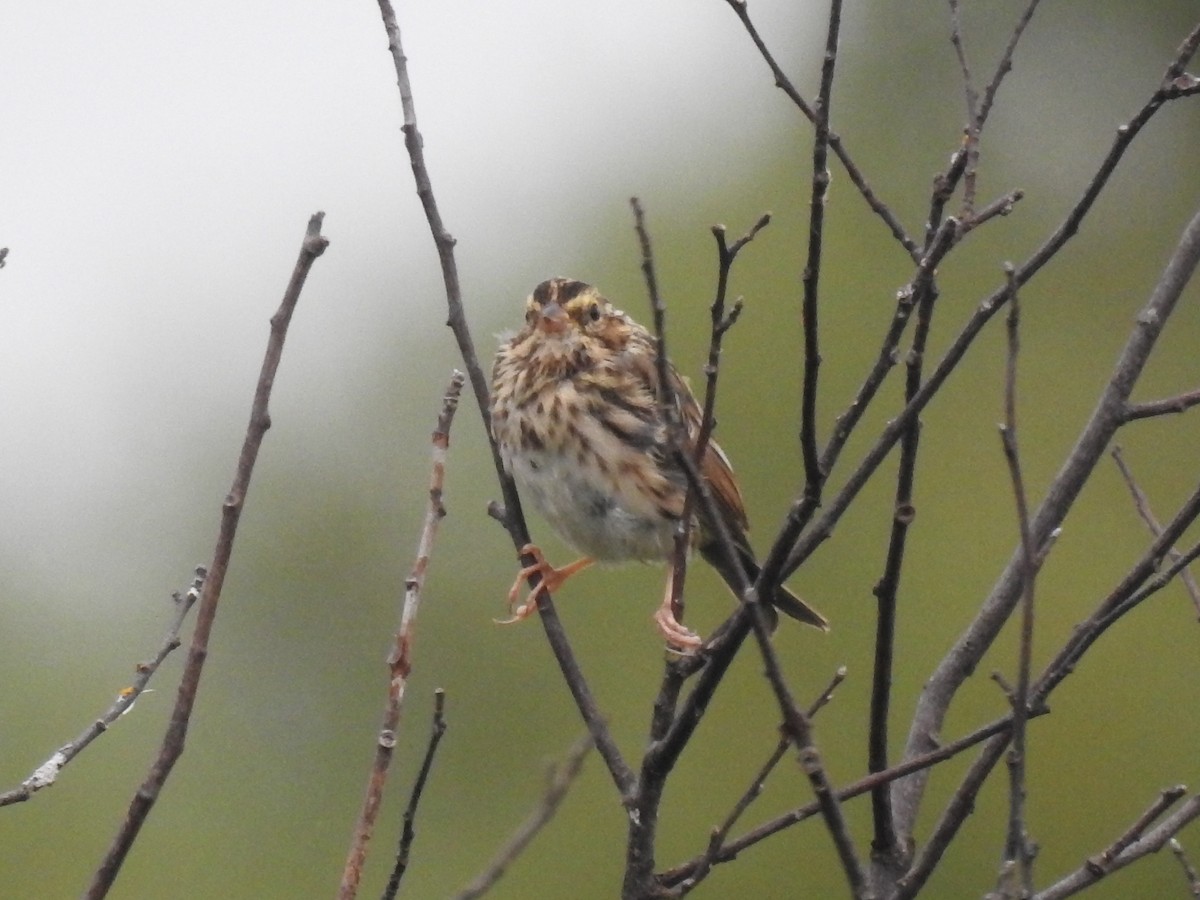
[{"x1": 535, "y1": 302, "x2": 570, "y2": 334}]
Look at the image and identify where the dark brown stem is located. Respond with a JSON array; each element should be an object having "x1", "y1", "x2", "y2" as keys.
[
  {"x1": 797, "y1": 0, "x2": 843, "y2": 505},
  {"x1": 721, "y1": 0, "x2": 920, "y2": 261},
  {"x1": 896, "y1": 192, "x2": 1200, "y2": 836},
  {"x1": 376, "y1": 0, "x2": 634, "y2": 799},
  {"x1": 84, "y1": 212, "x2": 328, "y2": 899},
  {"x1": 382, "y1": 690, "x2": 448, "y2": 900},
  {"x1": 997, "y1": 265, "x2": 1036, "y2": 894}
]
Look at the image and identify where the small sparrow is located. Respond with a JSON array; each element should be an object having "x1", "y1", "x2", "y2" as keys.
[{"x1": 489, "y1": 277, "x2": 828, "y2": 651}]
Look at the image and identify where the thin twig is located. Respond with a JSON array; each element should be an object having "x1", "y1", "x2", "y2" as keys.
[
  {"x1": 1112, "y1": 446, "x2": 1200, "y2": 617},
  {"x1": 659, "y1": 711, "x2": 1025, "y2": 888},
  {"x1": 382, "y1": 690, "x2": 449, "y2": 900},
  {"x1": 1124, "y1": 386, "x2": 1200, "y2": 421},
  {"x1": 454, "y1": 734, "x2": 594, "y2": 900},
  {"x1": 677, "y1": 666, "x2": 848, "y2": 892},
  {"x1": 948, "y1": 0, "x2": 981, "y2": 215},
  {"x1": 1088, "y1": 785, "x2": 1187, "y2": 871},
  {"x1": 1169, "y1": 838, "x2": 1200, "y2": 897},
  {"x1": 929, "y1": 0, "x2": 1043, "y2": 237},
  {"x1": 0, "y1": 568, "x2": 204, "y2": 809},
  {"x1": 339, "y1": 372, "x2": 464, "y2": 899},
  {"x1": 630, "y1": 197, "x2": 693, "y2": 627},
  {"x1": 797, "y1": 0, "x2": 843, "y2": 505},
  {"x1": 863, "y1": 218, "x2": 955, "y2": 865},
  {"x1": 721, "y1": 0, "x2": 920, "y2": 261},
  {"x1": 1032, "y1": 795, "x2": 1200, "y2": 900},
  {"x1": 850, "y1": 42, "x2": 1200, "y2": 829},
  {"x1": 997, "y1": 264, "x2": 1036, "y2": 895},
  {"x1": 375, "y1": 0, "x2": 634, "y2": 799},
  {"x1": 900, "y1": 503, "x2": 1200, "y2": 897},
  {"x1": 630, "y1": 194, "x2": 868, "y2": 898},
  {"x1": 643, "y1": 216, "x2": 765, "y2": 741},
  {"x1": 84, "y1": 212, "x2": 328, "y2": 899}
]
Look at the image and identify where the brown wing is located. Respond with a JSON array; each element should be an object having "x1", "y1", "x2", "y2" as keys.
[{"x1": 669, "y1": 367, "x2": 750, "y2": 534}]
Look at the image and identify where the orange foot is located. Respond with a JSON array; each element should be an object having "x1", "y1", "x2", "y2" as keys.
[
  {"x1": 654, "y1": 574, "x2": 702, "y2": 653},
  {"x1": 496, "y1": 544, "x2": 594, "y2": 625}
]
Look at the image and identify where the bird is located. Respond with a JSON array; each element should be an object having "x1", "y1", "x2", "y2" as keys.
[{"x1": 489, "y1": 277, "x2": 828, "y2": 651}]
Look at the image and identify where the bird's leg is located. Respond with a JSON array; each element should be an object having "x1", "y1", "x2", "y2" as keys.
[
  {"x1": 653, "y1": 566, "x2": 702, "y2": 653},
  {"x1": 497, "y1": 544, "x2": 594, "y2": 625}
]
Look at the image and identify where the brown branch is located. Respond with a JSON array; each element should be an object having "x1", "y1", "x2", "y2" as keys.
[
  {"x1": 375, "y1": 0, "x2": 634, "y2": 799},
  {"x1": 382, "y1": 690, "x2": 448, "y2": 900},
  {"x1": 928, "y1": 0, "x2": 1043, "y2": 238},
  {"x1": 454, "y1": 734, "x2": 594, "y2": 900},
  {"x1": 660, "y1": 711, "x2": 1023, "y2": 888},
  {"x1": 721, "y1": 0, "x2": 920, "y2": 261},
  {"x1": 339, "y1": 371, "x2": 464, "y2": 899},
  {"x1": 1032, "y1": 794, "x2": 1200, "y2": 900},
  {"x1": 630, "y1": 196, "x2": 692, "y2": 627},
  {"x1": 864, "y1": 218, "x2": 956, "y2": 867},
  {"x1": 997, "y1": 264, "x2": 1036, "y2": 895},
  {"x1": 1112, "y1": 446, "x2": 1200, "y2": 618},
  {"x1": 676, "y1": 666, "x2": 848, "y2": 893},
  {"x1": 1123, "y1": 386, "x2": 1200, "y2": 422},
  {"x1": 1087, "y1": 786, "x2": 1187, "y2": 872},
  {"x1": 883, "y1": 56, "x2": 1200, "y2": 830},
  {"x1": 796, "y1": 0, "x2": 843, "y2": 504},
  {"x1": 948, "y1": 0, "x2": 981, "y2": 215},
  {"x1": 84, "y1": 212, "x2": 328, "y2": 899},
  {"x1": 0, "y1": 568, "x2": 204, "y2": 809},
  {"x1": 1170, "y1": 838, "x2": 1200, "y2": 897}
]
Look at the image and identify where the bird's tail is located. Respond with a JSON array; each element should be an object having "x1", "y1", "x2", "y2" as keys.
[{"x1": 700, "y1": 542, "x2": 829, "y2": 632}]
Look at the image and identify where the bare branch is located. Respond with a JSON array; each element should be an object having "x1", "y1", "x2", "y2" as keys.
[
  {"x1": 660, "y1": 712, "x2": 1023, "y2": 888},
  {"x1": 895, "y1": 186, "x2": 1200, "y2": 837},
  {"x1": 997, "y1": 264, "x2": 1037, "y2": 895},
  {"x1": 0, "y1": 568, "x2": 203, "y2": 809},
  {"x1": 1112, "y1": 447, "x2": 1200, "y2": 617},
  {"x1": 797, "y1": 0, "x2": 844, "y2": 503},
  {"x1": 1033, "y1": 794, "x2": 1200, "y2": 900},
  {"x1": 85, "y1": 212, "x2": 328, "y2": 899},
  {"x1": 677, "y1": 666, "x2": 849, "y2": 893},
  {"x1": 1124, "y1": 386, "x2": 1200, "y2": 422},
  {"x1": 948, "y1": 0, "x2": 981, "y2": 214},
  {"x1": 375, "y1": 0, "x2": 634, "y2": 799},
  {"x1": 381, "y1": 690, "x2": 448, "y2": 900},
  {"x1": 454, "y1": 734, "x2": 594, "y2": 900},
  {"x1": 721, "y1": 0, "x2": 920, "y2": 260},
  {"x1": 1170, "y1": 838, "x2": 1200, "y2": 897},
  {"x1": 339, "y1": 372, "x2": 463, "y2": 899}
]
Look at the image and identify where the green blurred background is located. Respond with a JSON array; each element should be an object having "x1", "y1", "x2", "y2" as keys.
[{"x1": 2, "y1": 1, "x2": 1199, "y2": 897}]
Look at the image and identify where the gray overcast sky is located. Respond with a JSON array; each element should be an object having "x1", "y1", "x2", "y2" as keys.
[{"x1": 0, "y1": 1, "x2": 817, "y2": 597}]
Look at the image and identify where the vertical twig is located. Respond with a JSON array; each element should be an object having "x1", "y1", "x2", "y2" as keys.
[
  {"x1": 375, "y1": 0, "x2": 634, "y2": 799},
  {"x1": 339, "y1": 372, "x2": 463, "y2": 899},
  {"x1": 948, "y1": 0, "x2": 981, "y2": 215},
  {"x1": 85, "y1": 213, "x2": 329, "y2": 899},
  {"x1": 798, "y1": 0, "x2": 843, "y2": 501},
  {"x1": 997, "y1": 264, "x2": 1036, "y2": 895},
  {"x1": 629, "y1": 197, "x2": 693, "y2": 626},
  {"x1": 381, "y1": 690, "x2": 449, "y2": 900}
]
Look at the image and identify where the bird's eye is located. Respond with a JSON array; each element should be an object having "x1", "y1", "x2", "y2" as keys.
[{"x1": 588, "y1": 303, "x2": 601, "y2": 322}]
